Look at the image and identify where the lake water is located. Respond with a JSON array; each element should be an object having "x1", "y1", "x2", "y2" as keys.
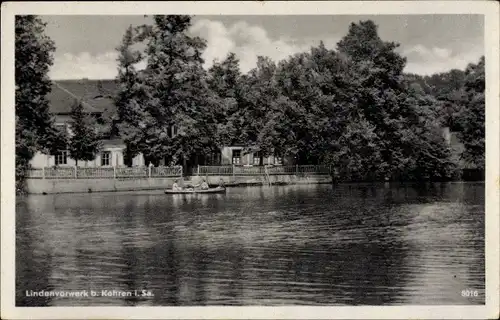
[{"x1": 16, "y1": 182, "x2": 485, "y2": 306}]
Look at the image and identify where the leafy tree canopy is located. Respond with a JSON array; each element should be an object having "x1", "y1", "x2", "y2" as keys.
[
  {"x1": 15, "y1": 15, "x2": 66, "y2": 191},
  {"x1": 68, "y1": 100, "x2": 101, "y2": 166}
]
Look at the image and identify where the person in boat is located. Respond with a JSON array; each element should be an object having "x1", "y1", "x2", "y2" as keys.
[
  {"x1": 199, "y1": 179, "x2": 209, "y2": 190},
  {"x1": 218, "y1": 178, "x2": 225, "y2": 189},
  {"x1": 172, "y1": 180, "x2": 182, "y2": 191},
  {"x1": 193, "y1": 179, "x2": 209, "y2": 190}
]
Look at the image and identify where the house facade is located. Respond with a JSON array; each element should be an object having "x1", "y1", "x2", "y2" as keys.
[
  {"x1": 29, "y1": 79, "x2": 145, "y2": 168},
  {"x1": 30, "y1": 138, "x2": 130, "y2": 168},
  {"x1": 29, "y1": 79, "x2": 285, "y2": 169},
  {"x1": 220, "y1": 146, "x2": 284, "y2": 166},
  {"x1": 31, "y1": 79, "x2": 463, "y2": 170}
]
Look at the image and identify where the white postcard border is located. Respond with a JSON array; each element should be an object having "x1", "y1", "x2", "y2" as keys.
[{"x1": 1, "y1": 1, "x2": 498, "y2": 319}]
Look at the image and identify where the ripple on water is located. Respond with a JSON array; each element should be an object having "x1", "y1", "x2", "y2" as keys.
[{"x1": 16, "y1": 183, "x2": 485, "y2": 306}]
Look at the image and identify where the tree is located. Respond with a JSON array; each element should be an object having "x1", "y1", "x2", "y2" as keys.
[
  {"x1": 324, "y1": 117, "x2": 383, "y2": 181},
  {"x1": 207, "y1": 52, "x2": 241, "y2": 102},
  {"x1": 232, "y1": 56, "x2": 304, "y2": 165},
  {"x1": 207, "y1": 52, "x2": 243, "y2": 148},
  {"x1": 406, "y1": 56, "x2": 485, "y2": 171},
  {"x1": 114, "y1": 25, "x2": 148, "y2": 166},
  {"x1": 406, "y1": 69, "x2": 467, "y2": 130},
  {"x1": 116, "y1": 16, "x2": 219, "y2": 168},
  {"x1": 68, "y1": 100, "x2": 101, "y2": 166},
  {"x1": 238, "y1": 57, "x2": 277, "y2": 158},
  {"x1": 276, "y1": 42, "x2": 359, "y2": 165},
  {"x1": 335, "y1": 20, "x2": 456, "y2": 181},
  {"x1": 455, "y1": 56, "x2": 485, "y2": 169},
  {"x1": 15, "y1": 15, "x2": 66, "y2": 192}
]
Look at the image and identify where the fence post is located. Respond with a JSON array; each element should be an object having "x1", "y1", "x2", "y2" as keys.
[
  {"x1": 113, "y1": 166, "x2": 116, "y2": 179},
  {"x1": 148, "y1": 163, "x2": 152, "y2": 178},
  {"x1": 296, "y1": 164, "x2": 299, "y2": 175},
  {"x1": 42, "y1": 167, "x2": 45, "y2": 179},
  {"x1": 197, "y1": 165, "x2": 200, "y2": 176},
  {"x1": 74, "y1": 166, "x2": 78, "y2": 179},
  {"x1": 232, "y1": 164, "x2": 235, "y2": 177}
]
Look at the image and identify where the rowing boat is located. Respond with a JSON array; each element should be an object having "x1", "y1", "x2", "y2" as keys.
[{"x1": 164, "y1": 187, "x2": 226, "y2": 194}]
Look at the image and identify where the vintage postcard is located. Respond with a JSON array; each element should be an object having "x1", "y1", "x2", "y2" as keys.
[{"x1": 1, "y1": 1, "x2": 499, "y2": 319}]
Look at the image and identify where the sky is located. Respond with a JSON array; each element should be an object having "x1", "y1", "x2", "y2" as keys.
[{"x1": 41, "y1": 15, "x2": 484, "y2": 80}]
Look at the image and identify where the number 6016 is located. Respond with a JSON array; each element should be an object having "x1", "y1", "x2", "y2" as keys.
[{"x1": 461, "y1": 289, "x2": 479, "y2": 297}]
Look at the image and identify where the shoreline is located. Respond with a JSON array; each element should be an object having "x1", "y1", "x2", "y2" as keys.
[{"x1": 20, "y1": 176, "x2": 485, "y2": 195}]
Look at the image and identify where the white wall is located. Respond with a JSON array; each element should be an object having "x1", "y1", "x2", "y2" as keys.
[
  {"x1": 29, "y1": 115, "x2": 127, "y2": 168},
  {"x1": 26, "y1": 177, "x2": 181, "y2": 194},
  {"x1": 442, "y1": 126, "x2": 451, "y2": 145},
  {"x1": 220, "y1": 146, "x2": 279, "y2": 165},
  {"x1": 221, "y1": 146, "x2": 251, "y2": 165},
  {"x1": 132, "y1": 153, "x2": 145, "y2": 166},
  {"x1": 30, "y1": 147, "x2": 125, "y2": 168},
  {"x1": 30, "y1": 145, "x2": 282, "y2": 168},
  {"x1": 94, "y1": 147, "x2": 124, "y2": 167}
]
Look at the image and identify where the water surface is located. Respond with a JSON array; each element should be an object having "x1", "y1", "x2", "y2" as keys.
[{"x1": 16, "y1": 182, "x2": 485, "y2": 306}]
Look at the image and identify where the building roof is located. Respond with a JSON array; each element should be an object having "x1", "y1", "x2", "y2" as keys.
[
  {"x1": 101, "y1": 139, "x2": 126, "y2": 148},
  {"x1": 48, "y1": 79, "x2": 118, "y2": 115}
]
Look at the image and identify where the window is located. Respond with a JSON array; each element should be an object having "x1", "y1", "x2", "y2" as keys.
[
  {"x1": 232, "y1": 150, "x2": 241, "y2": 165},
  {"x1": 206, "y1": 153, "x2": 213, "y2": 165},
  {"x1": 274, "y1": 156, "x2": 283, "y2": 165},
  {"x1": 253, "y1": 152, "x2": 261, "y2": 165},
  {"x1": 206, "y1": 152, "x2": 221, "y2": 165},
  {"x1": 101, "y1": 151, "x2": 111, "y2": 166},
  {"x1": 95, "y1": 114, "x2": 105, "y2": 125},
  {"x1": 214, "y1": 152, "x2": 221, "y2": 165},
  {"x1": 55, "y1": 124, "x2": 66, "y2": 133},
  {"x1": 55, "y1": 151, "x2": 68, "y2": 165},
  {"x1": 168, "y1": 126, "x2": 178, "y2": 138}
]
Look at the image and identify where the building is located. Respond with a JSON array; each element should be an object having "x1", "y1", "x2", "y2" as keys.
[
  {"x1": 29, "y1": 79, "x2": 286, "y2": 169},
  {"x1": 29, "y1": 79, "x2": 145, "y2": 168},
  {"x1": 219, "y1": 146, "x2": 284, "y2": 166},
  {"x1": 31, "y1": 79, "x2": 467, "y2": 171}
]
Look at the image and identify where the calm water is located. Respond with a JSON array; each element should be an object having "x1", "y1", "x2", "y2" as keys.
[{"x1": 16, "y1": 182, "x2": 485, "y2": 306}]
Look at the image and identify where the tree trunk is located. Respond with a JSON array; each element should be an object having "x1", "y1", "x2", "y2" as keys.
[
  {"x1": 182, "y1": 156, "x2": 187, "y2": 177},
  {"x1": 124, "y1": 147, "x2": 133, "y2": 167}
]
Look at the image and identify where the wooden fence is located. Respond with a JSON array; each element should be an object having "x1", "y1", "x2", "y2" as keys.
[
  {"x1": 197, "y1": 165, "x2": 332, "y2": 176},
  {"x1": 27, "y1": 166, "x2": 183, "y2": 179}
]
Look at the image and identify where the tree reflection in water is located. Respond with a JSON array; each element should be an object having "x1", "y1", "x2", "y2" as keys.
[{"x1": 16, "y1": 183, "x2": 484, "y2": 306}]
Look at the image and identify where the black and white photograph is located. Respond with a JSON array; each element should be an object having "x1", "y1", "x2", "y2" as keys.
[{"x1": 1, "y1": 1, "x2": 499, "y2": 319}]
